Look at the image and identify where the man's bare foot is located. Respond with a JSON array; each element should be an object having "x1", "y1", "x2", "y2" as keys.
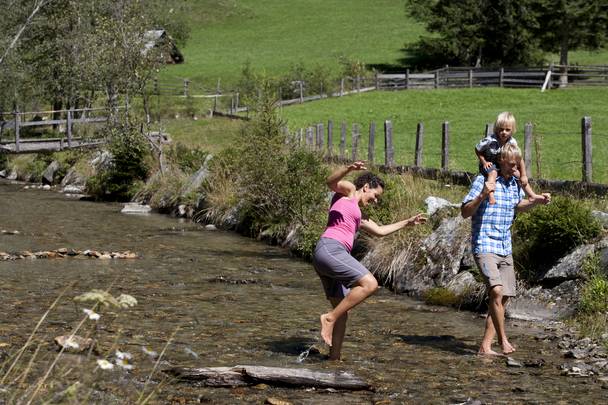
[
  {"x1": 502, "y1": 341, "x2": 516, "y2": 355},
  {"x1": 478, "y1": 347, "x2": 502, "y2": 356},
  {"x1": 320, "y1": 314, "x2": 334, "y2": 346}
]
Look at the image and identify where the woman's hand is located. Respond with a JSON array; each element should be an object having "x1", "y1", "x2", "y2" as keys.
[
  {"x1": 407, "y1": 213, "x2": 427, "y2": 226},
  {"x1": 348, "y1": 161, "x2": 367, "y2": 172}
]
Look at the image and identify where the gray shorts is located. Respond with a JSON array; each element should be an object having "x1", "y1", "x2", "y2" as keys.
[
  {"x1": 313, "y1": 238, "x2": 370, "y2": 299},
  {"x1": 474, "y1": 253, "x2": 516, "y2": 297}
]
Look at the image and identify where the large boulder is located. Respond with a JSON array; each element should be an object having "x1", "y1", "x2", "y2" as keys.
[{"x1": 60, "y1": 167, "x2": 88, "y2": 194}]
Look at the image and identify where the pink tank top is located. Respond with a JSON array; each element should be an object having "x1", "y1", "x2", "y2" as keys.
[{"x1": 320, "y1": 193, "x2": 361, "y2": 252}]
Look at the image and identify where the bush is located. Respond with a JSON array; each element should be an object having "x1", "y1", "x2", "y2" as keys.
[
  {"x1": 86, "y1": 126, "x2": 151, "y2": 201},
  {"x1": 165, "y1": 142, "x2": 208, "y2": 174},
  {"x1": 513, "y1": 196, "x2": 602, "y2": 283}
]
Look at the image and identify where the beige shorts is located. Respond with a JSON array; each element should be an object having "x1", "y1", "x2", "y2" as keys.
[{"x1": 474, "y1": 253, "x2": 516, "y2": 297}]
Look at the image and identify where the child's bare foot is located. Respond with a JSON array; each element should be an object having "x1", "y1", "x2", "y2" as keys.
[{"x1": 320, "y1": 314, "x2": 334, "y2": 346}]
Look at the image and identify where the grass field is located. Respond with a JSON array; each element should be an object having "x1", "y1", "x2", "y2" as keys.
[
  {"x1": 160, "y1": 0, "x2": 608, "y2": 91},
  {"x1": 277, "y1": 87, "x2": 608, "y2": 183}
]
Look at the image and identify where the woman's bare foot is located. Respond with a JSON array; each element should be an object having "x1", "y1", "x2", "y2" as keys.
[
  {"x1": 478, "y1": 346, "x2": 502, "y2": 356},
  {"x1": 501, "y1": 341, "x2": 516, "y2": 355},
  {"x1": 320, "y1": 314, "x2": 334, "y2": 346}
]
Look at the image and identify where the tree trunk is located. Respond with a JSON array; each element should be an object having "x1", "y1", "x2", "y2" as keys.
[{"x1": 164, "y1": 365, "x2": 372, "y2": 390}]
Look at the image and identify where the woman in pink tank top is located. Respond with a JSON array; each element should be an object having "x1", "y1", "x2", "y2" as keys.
[{"x1": 313, "y1": 161, "x2": 427, "y2": 360}]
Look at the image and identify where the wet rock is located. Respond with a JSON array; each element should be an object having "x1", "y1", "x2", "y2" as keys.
[
  {"x1": 265, "y1": 397, "x2": 292, "y2": 405},
  {"x1": 205, "y1": 224, "x2": 217, "y2": 231},
  {"x1": 121, "y1": 203, "x2": 152, "y2": 214},
  {"x1": 1, "y1": 229, "x2": 19, "y2": 235},
  {"x1": 506, "y1": 357, "x2": 523, "y2": 367},
  {"x1": 54, "y1": 335, "x2": 96, "y2": 354},
  {"x1": 523, "y1": 359, "x2": 545, "y2": 368},
  {"x1": 446, "y1": 271, "x2": 479, "y2": 296},
  {"x1": 60, "y1": 167, "x2": 87, "y2": 193}
]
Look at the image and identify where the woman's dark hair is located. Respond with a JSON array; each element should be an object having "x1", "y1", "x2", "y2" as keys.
[{"x1": 354, "y1": 172, "x2": 385, "y2": 190}]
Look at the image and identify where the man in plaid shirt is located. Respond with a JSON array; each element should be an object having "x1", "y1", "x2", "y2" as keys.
[{"x1": 461, "y1": 143, "x2": 551, "y2": 355}]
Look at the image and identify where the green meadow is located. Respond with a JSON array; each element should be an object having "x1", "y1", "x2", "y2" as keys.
[
  {"x1": 278, "y1": 87, "x2": 608, "y2": 183},
  {"x1": 156, "y1": 0, "x2": 608, "y2": 184},
  {"x1": 162, "y1": 0, "x2": 608, "y2": 89}
]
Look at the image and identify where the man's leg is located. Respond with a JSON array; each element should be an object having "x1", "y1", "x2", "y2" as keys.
[
  {"x1": 320, "y1": 273, "x2": 378, "y2": 347},
  {"x1": 327, "y1": 297, "x2": 348, "y2": 360},
  {"x1": 480, "y1": 286, "x2": 515, "y2": 355}
]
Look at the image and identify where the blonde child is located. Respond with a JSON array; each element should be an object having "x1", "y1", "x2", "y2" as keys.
[{"x1": 475, "y1": 112, "x2": 542, "y2": 204}]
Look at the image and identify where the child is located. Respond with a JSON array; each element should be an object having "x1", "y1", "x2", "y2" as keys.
[{"x1": 475, "y1": 112, "x2": 541, "y2": 204}]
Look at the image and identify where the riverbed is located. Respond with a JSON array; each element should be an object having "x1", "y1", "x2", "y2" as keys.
[{"x1": 0, "y1": 182, "x2": 604, "y2": 404}]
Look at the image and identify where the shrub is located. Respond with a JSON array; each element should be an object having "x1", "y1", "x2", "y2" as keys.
[
  {"x1": 86, "y1": 125, "x2": 151, "y2": 201},
  {"x1": 513, "y1": 196, "x2": 602, "y2": 283},
  {"x1": 165, "y1": 142, "x2": 208, "y2": 174},
  {"x1": 579, "y1": 253, "x2": 608, "y2": 314}
]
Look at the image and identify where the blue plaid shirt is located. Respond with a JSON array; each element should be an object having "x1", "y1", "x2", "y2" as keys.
[{"x1": 462, "y1": 175, "x2": 524, "y2": 255}]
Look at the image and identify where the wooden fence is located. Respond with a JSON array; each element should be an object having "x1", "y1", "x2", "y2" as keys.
[
  {"x1": 290, "y1": 116, "x2": 603, "y2": 188},
  {"x1": 0, "y1": 107, "x2": 110, "y2": 153}
]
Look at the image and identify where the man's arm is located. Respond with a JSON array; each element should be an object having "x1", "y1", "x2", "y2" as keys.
[
  {"x1": 516, "y1": 193, "x2": 551, "y2": 213},
  {"x1": 461, "y1": 180, "x2": 493, "y2": 218}
]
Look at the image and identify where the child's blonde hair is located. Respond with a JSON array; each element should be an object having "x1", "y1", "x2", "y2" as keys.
[
  {"x1": 494, "y1": 111, "x2": 517, "y2": 134},
  {"x1": 500, "y1": 143, "x2": 522, "y2": 162}
]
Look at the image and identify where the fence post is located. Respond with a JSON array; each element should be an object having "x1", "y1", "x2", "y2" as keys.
[
  {"x1": 356, "y1": 76, "x2": 361, "y2": 93},
  {"x1": 524, "y1": 123, "x2": 533, "y2": 178},
  {"x1": 67, "y1": 108, "x2": 73, "y2": 147},
  {"x1": 582, "y1": 116, "x2": 592, "y2": 182},
  {"x1": 351, "y1": 123, "x2": 359, "y2": 161},
  {"x1": 368, "y1": 122, "x2": 376, "y2": 164},
  {"x1": 306, "y1": 127, "x2": 314, "y2": 148},
  {"x1": 441, "y1": 121, "x2": 449, "y2": 170},
  {"x1": 499, "y1": 67, "x2": 504, "y2": 87},
  {"x1": 299, "y1": 81, "x2": 304, "y2": 103},
  {"x1": 14, "y1": 110, "x2": 20, "y2": 153},
  {"x1": 434, "y1": 71, "x2": 439, "y2": 89},
  {"x1": 316, "y1": 123, "x2": 324, "y2": 152},
  {"x1": 235, "y1": 92, "x2": 240, "y2": 111},
  {"x1": 327, "y1": 120, "x2": 333, "y2": 158},
  {"x1": 340, "y1": 78, "x2": 344, "y2": 96},
  {"x1": 375, "y1": 72, "x2": 379, "y2": 90},
  {"x1": 415, "y1": 122, "x2": 424, "y2": 167},
  {"x1": 183, "y1": 79, "x2": 190, "y2": 97},
  {"x1": 298, "y1": 128, "x2": 303, "y2": 146},
  {"x1": 485, "y1": 123, "x2": 493, "y2": 137},
  {"x1": 405, "y1": 69, "x2": 410, "y2": 89},
  {"x1": 468, "y1": 69, "x2": 473, "y2": 88},
  {"x1": 384, "y1": 120, "x2": 394, "y2": 167},
  {"x1": 340, "y1": 122, "x2": 346, "y2": 159}
]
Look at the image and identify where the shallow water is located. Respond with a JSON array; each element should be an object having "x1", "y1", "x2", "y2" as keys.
[{"x1": 0, "y1": 182, "x2": 605, "y2": 404}]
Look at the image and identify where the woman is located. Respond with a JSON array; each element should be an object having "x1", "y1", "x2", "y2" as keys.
[{"x1": 314, "y1": 161, "x2": 426, "y2": 360}]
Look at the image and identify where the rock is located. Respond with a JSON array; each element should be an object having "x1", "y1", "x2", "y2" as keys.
[
  {"x1": 60, "y1": 167, "x2": 87, "y2": 193},
  {"x1": 42, "y1": 160, "x2": 60, "y2": 185},
  {"x1": 591, "y1": 210, "x2": 608, "y2": 229},
  {"x1": 565, "y1": 348, "x2": 590, "y2": 359},
  {"x1": 523, "y1": 359, "x2": 545, "y2": 368},
  {"x1": 205, "y1": 224, "x2": 217, "y2": 231},
  {"x1": 121, "y1": 203, "x2": 152, "y2": 214},
  {"x1": 425, "y1": 196, "x2": 460, "y2": 217},
  {"x1": 540, "y1": 244, "x2": 595, "y2": 284},
  {"x1": 0, "y1": 169, "x2": 6, "y2": 178},
  {"x1": 7, "y1": 169, "x2": 17, "y2": 180},
  {"x1": 446, "y1": 271, "x2": 480, "y2": 296},
  {"x1": 506, "y1": 357, "x2": 523, "y2": 367},
  {"x1": 265, "y1": 398, "x2": 292, "y2": 405},
  {"x1": 54, "y1": 335, "x2": 96, "y2": 353},
  {"x1": 90, "y1": 150, "x2": 113, "y2": 171},
  {"x1": 180, "y1": 154, "x2": 213, "y2": 197}
]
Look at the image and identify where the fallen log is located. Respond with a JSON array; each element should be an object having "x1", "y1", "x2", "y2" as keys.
[{"x1": 163, "y1": 365, "x2": 372, "y2": 391}]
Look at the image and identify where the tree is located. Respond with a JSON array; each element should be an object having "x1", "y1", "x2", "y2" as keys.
[
  {"x1": 405, "y1": 0, "x2": 608, "y2": 71},
  {"x1": 405, "y1": 0, "x2": 542, "y2": 68},
  {"x1": 531, "y1": 0, "x2": 608, "y2": 85}
]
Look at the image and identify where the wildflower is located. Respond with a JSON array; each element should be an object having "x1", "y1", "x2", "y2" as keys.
[
  {"x1": 141, "y1": 346, "x2": 158, "y2": 358},
  {"x1": 115, "y1": 357, "x2": 134, "y2": 370},
  {"x1": 115, "y1": 350, "x2": 132, "y2": 360},
  {"x1": 96, "y1": 359, "x2": 114, "y2": 370},
  {"x1": 83, "y1": 308, "x2": 100, "y2": 321}
]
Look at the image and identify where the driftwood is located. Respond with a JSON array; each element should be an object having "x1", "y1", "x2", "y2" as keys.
[{"x1": 163, "y1": 365, "x2": 372, "y2": 391}]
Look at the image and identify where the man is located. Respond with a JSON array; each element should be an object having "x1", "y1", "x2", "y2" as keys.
[{"x1": 461, "y1": 143, "x2": 550, "y2": 355}]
